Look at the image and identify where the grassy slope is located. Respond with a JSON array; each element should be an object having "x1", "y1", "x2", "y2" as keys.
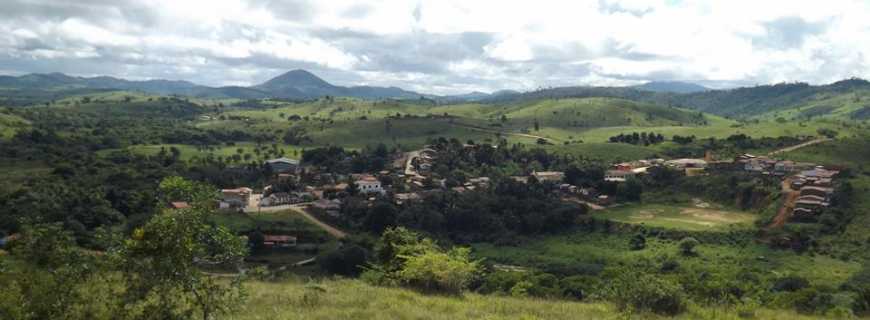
[
  {"x1": 236, "y1": 277, "x2": 842, "y2": 320},
  {"x1": 755, "y1": 89, "x2": 870, "y2": 121},
  {"x1": 0, "y1": 112, "x2": 30, "y2": 139},
  {"x1": 473, "y1": 231, "x2": 859, "y2": 290}
]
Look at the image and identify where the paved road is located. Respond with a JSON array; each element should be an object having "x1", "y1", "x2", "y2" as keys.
[
  {"x1": 446, "y1": 122, "x2": 559, "y2": 143},
  {"x1": 767, "y1": 138, "x2": 831, "y2": 156},
  {"x1": 245, "y1": 204, "x2": 347, "y2": 239}
]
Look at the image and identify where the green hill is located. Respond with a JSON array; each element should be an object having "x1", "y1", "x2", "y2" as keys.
[{"x1": 236, "y1": 277, "x2": 836, "y2": 320}]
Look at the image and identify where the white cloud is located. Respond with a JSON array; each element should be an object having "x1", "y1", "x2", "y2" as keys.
[{"x1": 0, "y1": 0, "x2": 869, "y2": 94}]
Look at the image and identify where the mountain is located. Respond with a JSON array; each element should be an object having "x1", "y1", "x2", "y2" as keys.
[
  {"x1": 252, "y1": 69, "x2": 422, "y2": 99},
  {"x1": 633, "y1": 81, "x2": 708, "y2": 93}
]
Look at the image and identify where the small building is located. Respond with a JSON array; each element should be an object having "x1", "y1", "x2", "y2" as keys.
[
  {"x1": 532, "y1": 171, "x2": 565, "y2": 183},
  {"x1": 774, "y1": 161, "x2": 795, "y2": 174},
  {"x1": 394, "y1": 192, "x2": 421, "y2": 205},
  {"x1": 604, "y1": 170, "x2": 635, "y2": 182},
  {"x1": 265, "y1": 157, "x2": 300, "y2": 173},
  {"x1": 596, "y1": 195, "x2": 612, "y2": 206},
  {"x1": 800, "y1": 186, "x2": 833, "y2": 198},
  {"x1": 790, "y1": 179, "x2": 806, "y2": 190},
  {"x1": 355, "y1": 175, "x2": 385, "y2": 195},
  {"x1": 263, "y1": 235, "x2": 297, "y2": 248},
  {"x1": 259, "y1": 192, "x2": 294, "y2": 207},
  {"x1": 666, "y1": 158, "x2": 708, "y2": 169},
  {"x1": 220, "y1": 187, "x2": 253, "y2": 208}
]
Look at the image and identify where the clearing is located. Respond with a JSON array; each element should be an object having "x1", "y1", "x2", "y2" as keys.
[{"x1": 596, "y1": 204, "x2": 757, "y2": 231}]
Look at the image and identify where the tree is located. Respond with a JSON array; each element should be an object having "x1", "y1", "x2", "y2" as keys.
[
  {"x1": 115, "y1": 206, "x2": 247, "y2": 319},
  {"x1": 629, "y1": 233, "x2": 646, "y2": 250},
  {"x1": 678, "y1": 237, "x2": 700, "y2": 256},
  {"x1": 366, "y1": 227, "x2": 481, "y2": 295},
  {"x1": 158, "y1": 176, "x2": 216, "y2": 205}
]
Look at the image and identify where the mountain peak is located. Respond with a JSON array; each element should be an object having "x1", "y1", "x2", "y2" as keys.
[{"x1": 257, "y1": 69, "x2": 334, "y2": 92}]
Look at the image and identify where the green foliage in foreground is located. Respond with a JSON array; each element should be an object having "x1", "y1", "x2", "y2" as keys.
[
  {"x1": 362, "y1": 227, "x2": 482, "y2": 295},
  {"x1": 235, "y1": 277, "x2": 855, "y2": 320}
]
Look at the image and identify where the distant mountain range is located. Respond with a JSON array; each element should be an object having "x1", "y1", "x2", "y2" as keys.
[
  {"x1": 2, "y1": 70, "x2": 869, "y2": 119},
  {"x1": 0, "y1": 70, "x2": 424, "y2": 101},
  {"x1": 632, "y1": 81, "x2": 708, "y2": 94}
]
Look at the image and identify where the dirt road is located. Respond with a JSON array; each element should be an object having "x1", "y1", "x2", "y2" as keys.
[
  {"x1": 446, "y1": 122, "x2": 559, "y2": 143},
  {"x1": 770, "y1": 178, "x2": 799, "y2": 228},
  {"x1": 767, "y1": 138, "x2": 831, "y2": 156},
  {"x1": 245, "y1": 204, "x2": 347, "y2": 239}
]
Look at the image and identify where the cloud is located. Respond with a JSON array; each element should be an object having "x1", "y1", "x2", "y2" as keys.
[{"x1": 0, "y1": 0, "x2": 869, "y2": 94}]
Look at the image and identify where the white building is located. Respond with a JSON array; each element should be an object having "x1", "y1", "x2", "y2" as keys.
[{"x1": 355, "y1": 176, "x2": 385, "y2": 195}]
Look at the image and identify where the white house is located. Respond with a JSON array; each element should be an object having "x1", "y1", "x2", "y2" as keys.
[
  {"x1": 355, "y1": 175, "x2": 385, "y2": 195},
  {"x1": 265, "y1": 157, "x2": 300, "y2": 173}
]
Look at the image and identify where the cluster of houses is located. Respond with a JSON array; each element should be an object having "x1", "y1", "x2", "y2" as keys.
[
  {"x1": 790, "y1": 167, "x2": 840, "y2": 218},
  {"x1": 734, "y1": 154, "x2": 817, "y2": 176}
]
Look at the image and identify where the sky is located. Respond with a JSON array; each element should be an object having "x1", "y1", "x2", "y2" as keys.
[{"x1": 1, "y1": 0, "x2": 870, "y2": 95}]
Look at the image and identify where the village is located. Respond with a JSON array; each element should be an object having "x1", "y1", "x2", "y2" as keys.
[{"x1": 167, "y1": 139, "x2": 843, "y2": 262}]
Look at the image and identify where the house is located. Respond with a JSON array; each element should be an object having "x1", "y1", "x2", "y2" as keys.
[
  {"x1": 792, "y1": 180, "x2": 808, "y2": 191},
  {"x1": 666, "y1": 158, "x2": 708, "y2": 169},
  {"x1": 311, "y1": 198, "x2": 342, "y2": 216},
  {"x1": 263, "y1": 235, "x2": 297, "y2": 248},
  {"x1": 265, "y1": 157, "x2": 300, "y2": 173},
  {"x1": 168, "y1": 201, "x2": 190, "y2": 209},
  {"x1": 259, "y1": 192, "x2": 294, "y2": 207},
  {"x1": 774, "y1": 161, "x2": 795, "y2": 174},
  {"x1": 394, "y1": 193, "x2": 421, "y2": 205},
  {"x1": 613, "y1": 162, "x2": 634, "y2": 171},
  {"x1": 596, "y1": 195, "x2": 612, "y2": 206},
  {"x1": 604, "y1": 170, "x2": 635, "y2": 182},
  {"x1": 792, "y1": 207, "x2": 816, "y2": 217},
  {"x1": 800, "y1": 186, "x2": 833, "y2": 198},
  {"x1": 532, "y1": 171, "x2": 565, "y2": 183},
  {"x1": 220, "y1": 187, "x2": 253, "y2": 208},
  {"x1": 355, "y1": 175, "x2": 385, "y2": 195},
  {"x1": 795, "y1": 199, "x2": 826, "y2": 210}
]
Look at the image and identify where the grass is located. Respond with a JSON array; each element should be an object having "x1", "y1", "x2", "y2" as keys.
[
  {"x1": 595, "y1": 204, "x2": 758, "y2": 232},
  {"x1": 209, "y1": 210, "x2": 328, "y2": 236},
  {"x1": 234, "y1": 277, "x2": 852, "y2": 320},
  {"x1": 472, "y1": 230, "x2": 859, "y2": 289}
]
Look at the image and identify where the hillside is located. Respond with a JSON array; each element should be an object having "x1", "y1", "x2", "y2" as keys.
[
  {"x1": 633, "y1": 81, "x2": 708, "y2": 94},
  {"x1": 237, "y1": 277, "x2": 837, "y2": 320}
]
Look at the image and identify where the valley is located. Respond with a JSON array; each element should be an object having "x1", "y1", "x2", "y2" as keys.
[{"x1": 1, "y1": 69, "x2": 869, "y2": 320}]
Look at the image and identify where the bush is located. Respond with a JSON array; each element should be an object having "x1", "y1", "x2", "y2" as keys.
[
  {"x1": 318, "y1": 245, "x2": 368, "y2": 276},
  {"x1": 629, "y1": 233, "x2": 646, "y2": 250},
  {"x1": 772, "y1": 276, "x2": 809, "y2": 292},
  {"x1": 398, "y1": 247, "x2": 480, "y2": 294},
  {"x1": 609, "y1": 272, "x2": 685, "y2": 315},
  {"x1": 678, "y1": 237, "x2": 700, "y2": 256}
]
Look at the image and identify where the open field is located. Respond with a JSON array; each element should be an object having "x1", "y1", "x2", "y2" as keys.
[
  {"x1": 236, "y1": 277, "x2": 845, "y2": 320},
  {"x1": 110, "y1": 142, "x2": 310, "y2": 162},
  {"x1": 596, "y1": 204, "x2": 758, "y2": 232}
]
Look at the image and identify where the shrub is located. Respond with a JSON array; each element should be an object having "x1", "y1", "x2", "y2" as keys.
[
  {"x1": 609, "y1": 272, "x2": 686, "y2": 315},
  {"x1": 318, "y1": 245, "x2": 368, "y2": 276},
  {"x1": 629, "y1": 233, "x2": 646, "y2": 250},
  {"x1": 772, "y1": 276, "x2": 809, "y2": 292},
  {"x1": 397, "y1": 247, "x2": 480, "y2": 294},
  {"x1": 678, "y1": 237, "x2": 700, "y2": 256}
]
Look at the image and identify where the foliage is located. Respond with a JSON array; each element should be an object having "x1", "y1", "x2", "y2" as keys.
[
  {"x1": 678, "y1": 237, "x2": 700, "y2": 256},
  {"x1": 607, "y1": 271, "x2": 686, "y2": 315},
  {"x1": 113, "y1": 204, "x2": 248, "y2": 320},
  {"x1": 365, "y1": 227, "x2": 481, "y2": 294}
]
